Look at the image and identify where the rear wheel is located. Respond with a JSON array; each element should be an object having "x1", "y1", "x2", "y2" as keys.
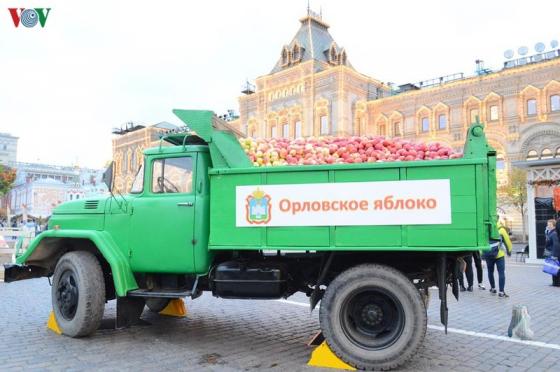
[
  {"x1": 52, "y1": 251, "x2": 105, "y2": 337},
  {"x1": 319, "y1": 264, "x2": 426, "y2": 371},
  {"x1": 146, "y1": 298, "x2": 170, "y2": 313}
]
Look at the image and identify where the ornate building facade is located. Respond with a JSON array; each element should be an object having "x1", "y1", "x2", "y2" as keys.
[
  {"x1": 233, "y1": 12, "x2": 560, "y2": 236},
  {"x1": 236, "y1": 13, "x2": 389, "y2": 140}
]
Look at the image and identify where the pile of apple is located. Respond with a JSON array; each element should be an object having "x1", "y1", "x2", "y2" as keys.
[{"x1": 240, "y1": 136, "x2": 462, "y2": 167}]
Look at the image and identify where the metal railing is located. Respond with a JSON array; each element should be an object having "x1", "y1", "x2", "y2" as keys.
[{"x1": 504, "y1": 50, "x2": 560, "y2": 69}]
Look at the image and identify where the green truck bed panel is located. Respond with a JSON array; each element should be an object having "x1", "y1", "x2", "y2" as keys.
[{"x1": 208, "y1": 158, "x2": 492, "y2": 251}]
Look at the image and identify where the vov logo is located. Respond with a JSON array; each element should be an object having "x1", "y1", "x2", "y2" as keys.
[{"x1": 9, "y1": 8, "x2": 51, "y2": 28}]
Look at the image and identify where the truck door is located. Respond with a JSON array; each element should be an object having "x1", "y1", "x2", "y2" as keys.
[{"x1": 129, "y1": 154, "x2": 197, "y2": 273}]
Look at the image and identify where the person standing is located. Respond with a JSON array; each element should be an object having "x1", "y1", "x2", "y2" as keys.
[
  {"x1": 485, "y1": 219, "x2": 512, "y2": 298},
  {"x1": 545, "y1": 219, "x2": 556, "y2": 257},
  {"x1": 550, "y1": 218, "x2": 560, "y2": 287}
]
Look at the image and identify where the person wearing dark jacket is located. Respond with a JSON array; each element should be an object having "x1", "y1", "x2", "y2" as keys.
[
  {"x1": 545, "y1": 219, "x2": 556, "y2": 257},
  {"x1": 551, "y1": 218, "x2": 560, "y2": 287}
]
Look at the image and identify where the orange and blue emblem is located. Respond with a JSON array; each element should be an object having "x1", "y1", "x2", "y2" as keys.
[{"x1": 245, "y1": 188, "x2": 271, "y2": 224}]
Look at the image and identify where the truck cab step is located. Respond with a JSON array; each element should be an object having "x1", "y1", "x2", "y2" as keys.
[{"x1": 127, "y1": 288, "x2": 193, "y2": 299}]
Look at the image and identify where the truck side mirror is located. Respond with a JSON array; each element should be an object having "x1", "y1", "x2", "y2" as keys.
[{"x1": 103, "y1": 161, "x2": 114, "y2": 192}]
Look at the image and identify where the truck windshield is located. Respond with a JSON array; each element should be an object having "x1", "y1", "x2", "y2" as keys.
[{"x1": 130, "y1": 165, "x2": 144, "y2": 193}]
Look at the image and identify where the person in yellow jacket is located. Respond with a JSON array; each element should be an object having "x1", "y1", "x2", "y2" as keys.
[{"x1": 485, "y1": 219, "x2": 513, "y2": 297}]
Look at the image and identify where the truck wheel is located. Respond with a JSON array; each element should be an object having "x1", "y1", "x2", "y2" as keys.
[
  {"x1": 319, "y1": 264, "x2": 426, "y2": 371},
  {"x1": 51, "y1": 251, "x2": 105, "y2": 337},
  {"x1": 146, "y1": 298, "x2": 170, "y2": 313}
]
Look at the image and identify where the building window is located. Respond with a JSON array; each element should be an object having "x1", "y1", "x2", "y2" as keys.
[
  {"x1": 556, "y1": 148, "x2": 560, "y2": 157},
  {"x1": 438, "y1": 114, "x2": 447, "y2": 130},
  {"x1": 527, "y1": 150, "x2": 538, "y2": 160},
  {"x1": 527, "y1": 99, "x2": 537, "y2": 116},
  {"x1": 320, "y1": 116, "x2": 329, "y2": 135},
  {"x1": 271, "y1": 125, "x2": 277, "y2": 138},
  {"x1": 282, "y1": 123, "x2": 289, "y2": 138},
  {"x1": 69, "y1": 194, "x2": 73, "y2": 200},
  {"x1": 496, "y1": 155, "x2": 505, "y2": 170},
  {"x1": 469, "y1": 109, "x2": 479, "y2": 124},
  {"x1": 295, "y1": 121, "x2": 302, "y2": 138},
  {"x1": 489, "y1": 105, "x2": 499, "y2": 121},
  {"x1": 542, "y1": 148, "x2": 553, "y2": 159},
  {"x1": 379, "y1": 124, "x2": 386, "y2": 136},
  {"x1": 2, "y1": 144, "x2": 6, "y2": 150},
  {"x1": 392, "y1": 122, "x2": 400, "y2": 136},
  {"x1": 550, "y1": 95, "x2": 560, "y2": 112},
  {"x1": 421, "y1": 117, "x2": 429, "y2": 132}
]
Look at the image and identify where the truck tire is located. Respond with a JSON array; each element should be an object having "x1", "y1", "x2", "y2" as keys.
[
  {"x1": 51, "y1": 251, "x2": 105, "y2": 337},
  {"x1": 146, "y1": 298, "x2": 170, "y2": 313},
  {"x1": 319, "y1": 264, "x2": 426, "y2": 371}
]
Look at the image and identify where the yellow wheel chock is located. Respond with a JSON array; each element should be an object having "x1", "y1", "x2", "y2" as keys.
[
  {"x1": 308, "y1": 341, "x2": 356, "y2": 370},
  {"x1": 46, "y1": 311, "x2": 62, "y2": 335},
  {"x1": 159, "y1": 298, "x2": 187, "y2": 317}
]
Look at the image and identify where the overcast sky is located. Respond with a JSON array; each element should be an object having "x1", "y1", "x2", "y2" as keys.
[{"x1": 1, "y1": 0, "x2": 559, "y2": 168}]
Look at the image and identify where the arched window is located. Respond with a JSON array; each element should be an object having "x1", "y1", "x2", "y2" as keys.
[
  {"x1": 294, "y1": 121, "x2": 302, "y2": 138},
  {"x1": 378, "y1": 123, "x2": 386, "y2": 136},
  {"x1": 292, "y1": 44, "x2": 301, "y2": 62},
  {"x1": 527, "y1": 99, "x2": 537, "y2": 116},
  {"x1": 551, "y1": 95, "x2": 560, "y2": 112},
  {"x1": 320, "y1": 116, "x2": 329, "y2": 135},
  {"x1": 527, "y1": 150, "x2": 538, "y2": 160},
  {"x1": 489, "y1": 105, "x2": 499, "y2": 121},
  {"x1": 329, "y1": 44, "x2": 338, "y2": 64},
  {"x1": 438, "y1": 114, "x2": 447, "y2": 130},
  {"x1": 496, "y1": 154, "x2": 505, "y2": 170},
  {"x1": 339, "y1": 50, "x2": 347, "y2": 65},
  {"x1": 556, "y1": 148, "x2": 560, "y2": 157},
  {"x1": 131, "y1": 150, "x2": 137, "y2": 172},
  {"x1": 469, "y1": 108, "x2": 480, "y2": 124},
  {"x1": 541, "y1": 148, "x2": 553, "y2": 159},
  {"x1": 271, "y1": 125, "x2": 277, "y2": 138},
  {"x1": 421, "y1": 117, "x2": 430, "y2": 132},
  {"x1": 281, "y1": 47, "x2": 289, "y2": 66},
  {"x1": 282, "y1": 122, "x2": 289, "y2": 138},
  {"x1": 392, "y1": 121, "x2": 401, "y2": 136}
]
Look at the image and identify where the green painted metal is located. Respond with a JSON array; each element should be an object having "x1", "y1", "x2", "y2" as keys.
[
  {"x1": 208, "y1": 123, "x2": 498, "y2": 251},
  {"x1": 172, "y1": 109, "x2": 252, "y2": 168},
  {"x1": 16, "y1": 229, "x2": 137, "y2": 296}
]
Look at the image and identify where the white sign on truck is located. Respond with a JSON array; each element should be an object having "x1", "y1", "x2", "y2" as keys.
[{"x1": 236, "y1": 179, "x2": 451, "y2": 227}]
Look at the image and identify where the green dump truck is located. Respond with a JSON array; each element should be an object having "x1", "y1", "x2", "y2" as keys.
[{"x1": 4, "y1": 110, "x2": 499, "y2": 370}]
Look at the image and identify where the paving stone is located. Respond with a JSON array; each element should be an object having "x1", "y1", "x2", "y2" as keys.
[{"x1": 1, "y1": 254, "x2": 558, "y2": 371}]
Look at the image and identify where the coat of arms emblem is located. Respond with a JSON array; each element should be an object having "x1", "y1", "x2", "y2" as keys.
[{"x1": 245, "y1": 188, "x2": 271, "y2": 224}]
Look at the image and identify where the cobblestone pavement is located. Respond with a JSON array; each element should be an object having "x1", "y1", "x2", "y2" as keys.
[{"x1": 1, "y1": 255, "x2": 559, "y2": 371}]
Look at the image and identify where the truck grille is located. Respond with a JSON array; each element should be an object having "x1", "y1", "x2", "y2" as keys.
[{"x1": 84, "y1": 200, "x2": 99, "y2": 210}]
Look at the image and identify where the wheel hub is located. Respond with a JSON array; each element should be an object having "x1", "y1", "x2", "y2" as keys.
[
  {"x1": 361, "y1": 304, "x2": 383, "y2": 326},
  {"x1": 56, "y1": 271, "x2": 79, "y2": 320}
]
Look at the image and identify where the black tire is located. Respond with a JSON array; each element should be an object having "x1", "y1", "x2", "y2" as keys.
[
  {"x1": 146, "y1": 298, "x2": 170, "y2": 313},
  {"x1": 319, "y1": 264, "x2": 427, "y2": 371},
  {"x1": 51, "y1": 251, "x2": 105, "y2": 337}
]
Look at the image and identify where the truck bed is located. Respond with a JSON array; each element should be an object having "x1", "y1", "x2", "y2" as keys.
[{"x1": 207, "y1": 156, "x2": 495, "y2": 252}]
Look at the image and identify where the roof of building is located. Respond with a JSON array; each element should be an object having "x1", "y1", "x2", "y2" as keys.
[
  {"x1": 270, "y1": 13, "x2": 352, "y2": 74},
  {"x1": 152, "y1": 121, "x2": 178, "y2": 130}
]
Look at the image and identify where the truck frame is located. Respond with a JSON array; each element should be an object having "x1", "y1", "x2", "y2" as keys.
[{"x1": 4, "y1": 110, "x2": 499, "y2": 370}]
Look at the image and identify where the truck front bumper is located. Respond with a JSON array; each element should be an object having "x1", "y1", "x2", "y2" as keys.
[{"x1": 2, "y1": 264, "x2": 48, "y2": 283}]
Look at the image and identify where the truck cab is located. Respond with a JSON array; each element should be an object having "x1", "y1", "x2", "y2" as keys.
[{"x1": 108, "y1": 145, "x2": 212, "y2": 275}]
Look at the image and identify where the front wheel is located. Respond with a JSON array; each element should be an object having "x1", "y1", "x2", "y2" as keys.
[
  {"x1": 319, "y1": 264, "x2": 426, "y2": 371},
  {"x1": 52, "y1": 251, "x2": 106, "y2": 337}
]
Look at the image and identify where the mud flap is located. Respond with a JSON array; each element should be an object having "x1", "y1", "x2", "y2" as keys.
[
  {"x1": 436, "y1": 253, "x2": 451, "y2": 334},
  {"x1": 116, "y1": 297, "x2": 147, "y2": 328}
]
